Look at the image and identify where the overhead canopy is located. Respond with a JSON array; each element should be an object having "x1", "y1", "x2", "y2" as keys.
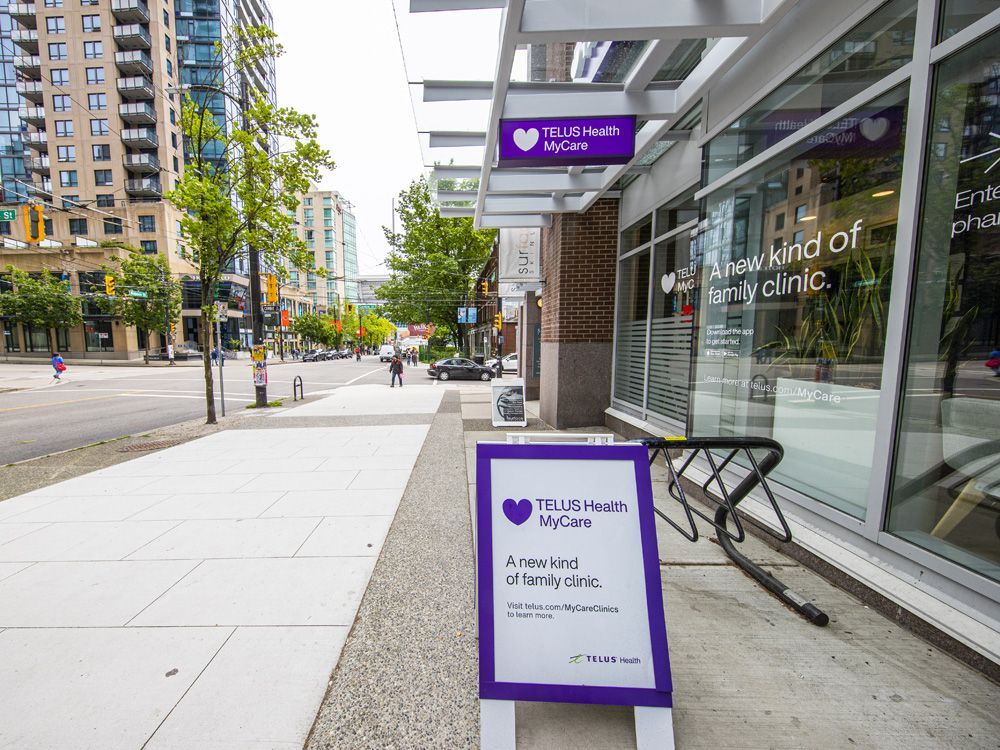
[{"x1": 401, "y1": 0, "x2": 802, "y2": 227}]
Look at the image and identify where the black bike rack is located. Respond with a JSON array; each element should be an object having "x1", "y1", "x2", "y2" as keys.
[
  {"x1": 293, "y1": 375, "x2": 304, "y2": 402},
  {"x1": 639, "y1": 436, "x2": 829, "y2": 627}
]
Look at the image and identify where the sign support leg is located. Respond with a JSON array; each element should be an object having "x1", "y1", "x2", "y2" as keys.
[
  {"x1": 634, "y1": 706, "x2": 674, "y2": 750},
  {"x1": 480, "y1": 699, "x2": 516, "y2": 750}
]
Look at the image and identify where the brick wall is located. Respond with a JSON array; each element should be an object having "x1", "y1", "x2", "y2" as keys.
[{"x1": 540, "y1": 199, "x2": 619, "y2": 344}]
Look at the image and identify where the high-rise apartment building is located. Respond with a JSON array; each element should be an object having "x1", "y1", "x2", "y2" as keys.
[{"x1": 0, "y1": 0, "x2": 277, "y2": 359}]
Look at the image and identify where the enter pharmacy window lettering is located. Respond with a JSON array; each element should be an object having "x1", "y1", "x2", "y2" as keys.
[{"x1": 888, "y1": 30, "x2": 1000, "y2": 583}]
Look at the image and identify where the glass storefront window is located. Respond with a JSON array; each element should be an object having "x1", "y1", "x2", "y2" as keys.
[
  {"x1": 621, "y1": 215, "x2": 652, "y2": 254},
  {"x1": 24, "y1": 325, "x2": 51, "y2": 353},
  {"x1": 2, "y1": 320, "x2": 19, "y2": 352},
  {"x1": 56, "y1": 327, "x2": 70, "y2": 351},
  {"x1": 84, "y1": 320, "x2": 113, "y2": 352},
  {"x1": 647, "y1": 229, "x2": 697, "y2": 422},
  {"x1": 704, "y1": 0, "x2": 917, "y2": 185},
  {"x1": 691, "y1": 84, "x2": 909, "y2": 519},
  {"x1": 888, "y1": 31, "x2": 1000, "y2": 582},
  {"x1": 613, "y1": 249, "x2": 650, "y2": 407},
  {"x1": 939, "y1": 0, "x2": 1000, "y2": 41}
]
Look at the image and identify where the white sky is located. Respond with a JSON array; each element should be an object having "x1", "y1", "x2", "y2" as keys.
[{"x1": 273, "y1": 1, "x2": 501, "y2": 275}]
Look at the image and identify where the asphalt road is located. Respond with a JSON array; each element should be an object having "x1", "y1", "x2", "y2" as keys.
[{"x1": 0, "y1": 357, "x2": 398, "y2": 464}]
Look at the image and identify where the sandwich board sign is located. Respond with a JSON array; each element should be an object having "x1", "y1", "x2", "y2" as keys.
[
  {"x1": 491, "y1": 378, "x2": 527, "y2": 428},
  {"x1": 476, "y1": 442, "x2": 673, "y2": 748}
]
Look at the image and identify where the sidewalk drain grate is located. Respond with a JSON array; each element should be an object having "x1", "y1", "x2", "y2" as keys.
[{"x1": 118, "y1": 439, "x2": 185, "y2": 453}]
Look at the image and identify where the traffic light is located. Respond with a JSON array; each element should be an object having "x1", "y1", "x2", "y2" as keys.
[
  {"x1": 266, "y1": 274, "x2": 278, "y2": 304},
  {"x1": 493, "y1": 312, "x2": 502, "y2": 330},
  {"x1": 23, "y1": 204, "x2": 44, "y2": 243},
  {"x1": 104, "y1": 274, "x2": 116, "y2": 296},
  {"x1": 169, "y1": 323, "x2": 176, "y2": 335},
  {"x1": 345, "y1": 302, "x2": 356, "y2": 314},
  {"x1": 480, "y1": 281, "x2": 489, "y2": 296}
]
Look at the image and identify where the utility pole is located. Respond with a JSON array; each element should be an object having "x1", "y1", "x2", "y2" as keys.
[
  {"x1": 239, "y1": 73, "x2": 267, "y2": 408},
  {"x1": 159, "y1": 264, "x2": 170, "y2": 357}
]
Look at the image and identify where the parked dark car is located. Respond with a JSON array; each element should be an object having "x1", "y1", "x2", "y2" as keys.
[
  {"x1": 303, "y1": 349, "x2": 321, "y2": 362},
  {"x1": 428, "y1": 357, "x2": 494, "y2": 381}
]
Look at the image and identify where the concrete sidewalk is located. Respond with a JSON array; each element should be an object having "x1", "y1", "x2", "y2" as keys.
[{"x1": 0, "y1": 384, "x2": 440, "y2": 749}]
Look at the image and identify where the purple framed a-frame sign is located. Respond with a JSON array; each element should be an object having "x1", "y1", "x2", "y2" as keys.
[{"x1": 476, "y1": 442, "x2": 672, "y2": 710}]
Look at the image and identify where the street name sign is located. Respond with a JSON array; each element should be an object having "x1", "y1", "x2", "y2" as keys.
[
  {"x1": 128, "y1": 290, "x2": 148, "y2": 299},
  {"x1": 0, "y1": 209, "x2": 17, "y2": 222},
  {"x1": 476, "y1": 442, "x2": 672, "y2": 712},
  {"x1": 498, "y1": 116, "x2": 636, "y2": 168}
]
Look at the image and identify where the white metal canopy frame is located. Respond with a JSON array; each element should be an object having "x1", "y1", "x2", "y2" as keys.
[{"x1": 410, "y1": 0, "x2": 802, "y2": 228}]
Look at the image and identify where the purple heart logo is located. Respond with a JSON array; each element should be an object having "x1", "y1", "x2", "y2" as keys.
[{"x1": 503, "y1": 498, "x2": 532, "y2": 526}]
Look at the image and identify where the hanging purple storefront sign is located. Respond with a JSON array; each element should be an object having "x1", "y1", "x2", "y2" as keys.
[{"x1": 498, "y1": 116, "x2": 637, "y2": 168}]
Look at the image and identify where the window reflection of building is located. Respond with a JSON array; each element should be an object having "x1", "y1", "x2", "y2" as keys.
[{"x1": 889, "y1": 30, "x2": 1000, "y2": 582}]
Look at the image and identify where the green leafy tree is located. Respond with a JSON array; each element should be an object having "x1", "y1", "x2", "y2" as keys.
[
  {"x1": 99, "y1": 251, "x2": 181, "y2": 364},
  {"x1": 0, "y1": 266, "x2": 82, "y2": 349},
  {"x1": 381, "y1": 177, "x2": 495, "y2": 349},
  {"x1": 166, "y1": 25, "x2": 334, "y2": 423},
  {"x1": 291, "y1": 312, "x2": 336, "y2": 348},
  {"x1": 359, "y1": 313, "x2": 396, "y2": 349}
]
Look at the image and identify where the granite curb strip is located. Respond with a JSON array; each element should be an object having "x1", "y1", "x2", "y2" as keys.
[{"x1": 305, "y1": 389, "x2": 478, "y2": 749}]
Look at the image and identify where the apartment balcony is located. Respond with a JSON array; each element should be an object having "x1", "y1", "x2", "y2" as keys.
[
  {"x1": 114, "y1": 49, "x2": 153, "y2": 76},
  {"x1": 112, "y1": 24, "x2": 152, "y2": 50},
  {"x1": 25, "y1": 131, "x2": 48, "y2": 151},
  {"x1": 26, "y1": 155, "x2": 50, "y2": 175},
  {"x1": 111, "y1": 0, "x2": 149, "y2": 23},
  {"x1": 15, "y1": 80, "x2": 43, "y2": 104},
  {"x1": 121, "y1": 127, "x2": 158, "y2": 148},
  {"x1": 123, "y1": 152, "x2": 159, "y2": 173},
  {"x1": 18, "y1": 106, "x2": 45, "y2": 126},
  {"x1": 11, "y1": 28, "x2": 39, "y2": 54},
  {"x1": 119, "y1": 101, "x2": 156, "y2": 125},
  {"x1": 8, "y1": 4, "x2": 36, "y2": 27},
  {"x1": 13, "y1": 55, "x2": 41, "y2": 77},
  {"x1": 117, "y1": 75, "x2": 154, "y2": 100},
  {"x1": 125, "y1": 177, "x2": 161, "y2": 197}
]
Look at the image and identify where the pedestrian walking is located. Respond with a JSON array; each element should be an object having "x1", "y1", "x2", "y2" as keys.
[
  {"x1": 986, "y1": 350, "x2": 1000, "y2": 377},
  {"x1": 389, "y1": 354, "x2": 404, "y2": 388},
  {"x1": 211, "y1": 347, "x2": 219, "y2": 365},
  {"x1": 355, "y1": 346, "x2": 361, "y2": 362},
  {"x1": 51, "y1": 351, "x2": 66, "y2": 383}
]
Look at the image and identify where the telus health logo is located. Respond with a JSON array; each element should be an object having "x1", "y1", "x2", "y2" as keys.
[{"x1": 502, "y1": 498, "x2": 532, "y2": 525}]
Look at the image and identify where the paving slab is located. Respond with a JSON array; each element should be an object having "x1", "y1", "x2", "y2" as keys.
[
  {"x1": 129, "y1": 490, "x2": 286, "y2": 521},
  {"x1": 259, "y1": 488, "x2": 403, "y2": 518},
  {"x1": 3, "y1": 493, "x2": 165, "y2": 523},
  {"x1": 348, "y1": 468, "x2": 412, "y2": 490},
  {"x1": 295, "y1": 516, "x2": 394, "y2": 557},
  {"x1": 0, "y1": 560, "x2": 197, "y2": 626},
  {"x1": 0, "y1": 520, "x2": 180, "y2": 562},
  {"x1": 0, "y1": 626, "x2": 232, "y2": 750},
  {"x1": 144, "y1": 626, "x2": 348, "y2": 750},
  {"x1": 0, "y1": 561, "x2": 32, "y2": 582},
  {"x1": 276, "y1": 383, "x2": 444, "y2": 417},
  {"x1": 244, "y1": 470, "x2": 359, "y2": 493},
  {"x1": 0, "y1": 521, "x2": 49, "y2": 545},
  {"x1": 130, "y1": 556, "x2": 377, "y2": 626},
  {"x1": 127, "y1": 518, "x2": 322, "y2": 559}
]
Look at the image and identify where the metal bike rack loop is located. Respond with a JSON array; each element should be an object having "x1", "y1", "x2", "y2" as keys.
[
  {"x1": 638, "y1": 436, "x2": 829, "y2": 627},
  {"x1": 292, "y1": 375, "x2": 304, "y2": 402}
]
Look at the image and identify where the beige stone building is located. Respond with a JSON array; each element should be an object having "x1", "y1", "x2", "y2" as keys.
[{"x1": 0, "y1": 0, "x2": 277, "y2": 360}]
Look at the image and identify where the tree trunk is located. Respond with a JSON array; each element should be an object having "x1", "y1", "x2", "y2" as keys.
[{"x1": 200, "y1": 284, "x2": 216, "y2": 425}]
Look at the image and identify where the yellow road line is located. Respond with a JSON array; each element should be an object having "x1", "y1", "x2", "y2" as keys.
[{"x1": 0, "y1": 394, "x2": 122, "y2": 413}]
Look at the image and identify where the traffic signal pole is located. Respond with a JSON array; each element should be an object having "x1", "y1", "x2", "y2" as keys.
[{"x1": 248, "y1": 249, "x2": 267, "y2": 408}]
